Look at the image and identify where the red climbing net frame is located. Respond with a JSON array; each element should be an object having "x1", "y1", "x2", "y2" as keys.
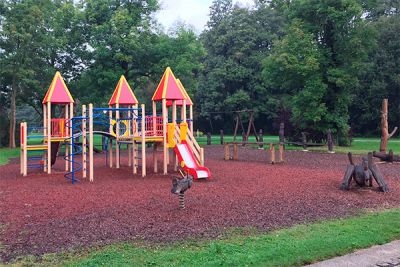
[
  {"x1": 144, "y1": 116, "x2": 163, "y2": 136},
  {"x1": 50, "y1": 118, "x2": 66, "y2": 137}
]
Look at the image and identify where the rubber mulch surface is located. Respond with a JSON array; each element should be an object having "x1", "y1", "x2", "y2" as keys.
[{"x1": 1, "y1": 145, "x2": 400, "y2": 262}]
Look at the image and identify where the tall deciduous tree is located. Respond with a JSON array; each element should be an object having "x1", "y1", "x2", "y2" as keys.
[
  {"x1": 198, "y1": 0, "x2": 285, "y2": 131},
  {"x1": 263, "y1": 0, "x2": 375, "y2": 142}
]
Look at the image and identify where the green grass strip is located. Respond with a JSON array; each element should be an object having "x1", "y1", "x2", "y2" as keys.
[
  {"x1": 14, "y1": 208, "x2": 400, "y2": 267},
  {"x1": 0, "y1": 148, "x2": 19, "y2": 165}
]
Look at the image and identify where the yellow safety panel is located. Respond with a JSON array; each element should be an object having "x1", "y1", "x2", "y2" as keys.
[
  {"x1": 180, "y1": 122, "x2": 188, "y2": 142},
  {"x1": 167, "y1": 123, "x2": 175, "y2": 148}
]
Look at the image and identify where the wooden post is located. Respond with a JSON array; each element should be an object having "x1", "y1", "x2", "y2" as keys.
[
  {"x1": 43, "y1": 104, "x2": 47, "y2": 172},
  {"x1": 152, "y1": 101, "x2": 157, "y2": 136},
  {"x1": 279, "y1": 143, "x2": 284, "y2": 162},
  {"x1": 141, "y1": 104, "x2": 146, "y2": 177},
  {"x1": 233, "y1": 144, "x2": 238, "y2": 160},
  {"x1": 82, "y1": 105, "x2": 87, "y2": 178},
  {"x1": 172, "y1": 100, "x2": 177, "y2": 124},
  {"x1": 200, "y1": 147, "x2": 205, "y2": 166},
  {"x1": 270, "y1": 143, "x2": 275, "y2": 164},
  {"x1": 116, "y1": 104, "x2": 120, "y2": 168},
  {"x1": 380, "y1": 99, "x2": 398, "y2": 152},
  {"x1": 128, "y1": 107, "x2": 131, "y2": 167},
  {"x1": 153, "y1": 142, "x2": 158, "y2": 173},
  {"x1": 189, "y1": 105, "x2": 193, "y2": 131},
  {"x1": 64, "y1": 104, "x2": 68, "y2": 171},
  {"x1": 172, "y1": 101, "x2": 177, "y2": 170},
  {"x1": 23, "y1": 122, "x2": 28, "y2": 176},
  {"x1": 47, "y1": 101, "x2": 51, "y2": 174},
  {"x1": 162, "y1": 99, "x2": 168, "y2": 174},
  {"x1": 20, "y1": 123, "x2": 23, "y2": 175},
  {"x1": 182, "y1": 100, "x2": 187, "y2": 123},
  {"x1": 207, "y1": 132, "x2": 211, "y2": 145},
  {"x1": 109, "y1": 105, "x2": 113, "y2": 168},
  {"x1": 133, "y1": 141, "x2": 137, "y2": 174},
  {"x1": 220, "y1": 130, "x2": 224, "y2": 145},
  {"x1": 69, "y1": 102, "x2": 74, "y2": 172},
  {"x1": 89, "y1": 104, "x2": 94, "y2": 181},
  {"x1": 224, "y1": 144, "x2": 230, "y2": 160}
]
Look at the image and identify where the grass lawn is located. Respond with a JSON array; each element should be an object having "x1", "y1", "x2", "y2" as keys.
[
  {"x1": 0, "y1": 148, "x2": 19, "y2": 165},
  {"x1": 13, "y1": 208, "x2": 400, "y2": 267},
  {"x1": 196, "y1": 135, "x2": 400, "y2": 154}
]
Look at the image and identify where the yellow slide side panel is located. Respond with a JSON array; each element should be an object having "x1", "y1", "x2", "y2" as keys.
[{"x1": 167, "y1": 123, "x2": 175, "y2": 148}]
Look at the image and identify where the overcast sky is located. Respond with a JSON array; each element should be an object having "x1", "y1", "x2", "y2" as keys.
[{"x1": 155, "y1": 0, "x2": 254, "y2": 33}]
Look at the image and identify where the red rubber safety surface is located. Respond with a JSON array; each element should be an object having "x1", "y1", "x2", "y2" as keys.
[{"x1": 1, "y1": 146, "x2": 400, "y2": 262}]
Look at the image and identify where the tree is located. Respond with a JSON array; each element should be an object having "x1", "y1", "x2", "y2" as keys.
[
  {"x1": 198, "y1": 1, "x2": 285, "y2": 132},
  {"x1": 263, "y1": 0, "x2": 375, "y2": 142},
  {"x1": 0, "y1": 0, "x2": 86, "y2": 147},
  {"x1": 262, "y1": 22, "x2": 327, "y2": 136},
  {"x1": 0, "y1": 0, "x2": 49, "y2": 148}
]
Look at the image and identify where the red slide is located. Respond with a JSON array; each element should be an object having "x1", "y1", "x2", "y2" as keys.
[{"x1": 174, "y1": 140, "x2": 211, "y2": 180}]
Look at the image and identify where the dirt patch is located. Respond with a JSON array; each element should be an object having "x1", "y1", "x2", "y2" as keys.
[{"x1": 1, "y1": 145, "x2": 400, "y2": 262}]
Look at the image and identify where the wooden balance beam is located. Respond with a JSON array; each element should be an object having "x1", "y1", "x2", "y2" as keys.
[{"x1": 224, "y1": 142, "x2": 284, "y2": 164}]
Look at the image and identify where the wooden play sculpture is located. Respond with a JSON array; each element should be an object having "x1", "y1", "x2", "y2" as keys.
[{"x1": 340, "y1": 152, "x2": 389, "y2": 192}]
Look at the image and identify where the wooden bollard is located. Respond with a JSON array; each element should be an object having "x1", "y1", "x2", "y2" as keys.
[
  {"x1": 224, "y1": 144, "x2": 230, "y2": 160},
  {"x1": 270, "y1": 143, "x2": 275, "y2": 164},
  {"x1": 207, "y1": 132, "x2": 211, "y2": 145},
  {"x1": 233, "y1": 144, "x2": 238, "y2": 160},
  {"x1": 279, "y1": 143, "x2": 284, "y2": 162},
  {"x1": 220, "y1": 130, "x2": 224, "y2": 145}
]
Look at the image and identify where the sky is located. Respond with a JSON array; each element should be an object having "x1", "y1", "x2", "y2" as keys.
[{"x1": 155, "y1": 0, "x2": 255, "y2": 33}]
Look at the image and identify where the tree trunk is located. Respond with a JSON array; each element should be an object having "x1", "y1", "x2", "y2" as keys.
[
  {"x1": 380, "y1": 99, "x2": 389, "y2": 152},
  {"x1": 8, "y1": 77, "x2": 17, "y2": 148}
]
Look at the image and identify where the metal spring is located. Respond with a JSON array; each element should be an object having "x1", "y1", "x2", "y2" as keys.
[{"x1": 179, "y1": 193, "x2": 185, "y2": 210}]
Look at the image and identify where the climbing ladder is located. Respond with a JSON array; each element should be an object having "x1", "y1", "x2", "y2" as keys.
[{"x1": 20, "y1": 122, "x2": 48, "y2": 176}]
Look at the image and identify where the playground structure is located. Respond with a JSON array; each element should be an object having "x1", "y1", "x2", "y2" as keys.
[{"x1": 20, "y1": 68, "x2": 211, "y2": 183}]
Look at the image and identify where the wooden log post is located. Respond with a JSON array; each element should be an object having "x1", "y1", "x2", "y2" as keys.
[
  {"x1": 368, "y1": 152, "x2": 389, "y2": 192},
  {"x1": 224, "y1": 144, "x2": 230, "y2": 160},
  {"x1": 327, "y1": 129, "x2": 334, "y2": 153},
  {"x1": 270, "y1": 143, "x2": 275, "y2": 164},
  {"x1": 141, "y1": 104, "x2": 146, "y2": 177},
  {"x1": 207, "y1": 132, "x2": 211, "y2": 145},
  {"x1": 373, "y1": 150, "x2": 400, "y2": 162},
  {"x1": 89, "y1": 104, "x2": 94, "y2": 182},
  {"x1": 220, "y1": 130, "x2": 224, "y2": 145},
  {"x1": 258, "y1": 129, "x2": 263, "y2": 149},
  {"x1": 380, "y1": 99, "x2": 398, "y2": 152},
  {"x1": 233, "y1": 144, "x2": 238, "y2": 160}
]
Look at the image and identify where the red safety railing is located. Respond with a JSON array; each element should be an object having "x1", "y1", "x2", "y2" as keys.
[
  {"x1": 144, "y1": 116, "x2": 163, "y2": 136},
  {"x1": 51, "y1": 118, "x2": 66, "y2": 137}
]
